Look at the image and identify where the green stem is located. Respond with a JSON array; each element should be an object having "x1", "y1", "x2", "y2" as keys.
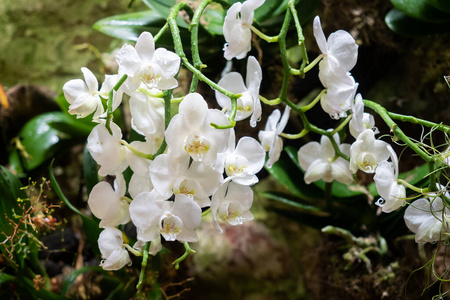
[
  {"x1": 105, "y1": 74, "x2": 127, "y2": 135},
  {"x1": 136, "y1": 242, "x2": 150, "y2": 290},
  {"x1": 182, "y1": 58, "x2": 241, "y2": 103},
  {"x1": 330, "y1": 114, "x2": 352, "y2": 136},
  {"x1": 121, "y1": 140, "x2": 154, "y2": 160},
  {"x1": 388, "y1": 112, "x2": 450, "y2": 134},
  {"x1": 172, "y1": 242, "x2": 196, "y2": 270},
  {"x1": 397, "y1": 179, "x2": 431, "y2": 194},
  {"x1": 278, "y1": 8, "x2": 292, "y2": 103},
  {"x1": 137, "y1": 87, "x2": 164, "y2": 98},
  {"x1": 288, "y1": 0, "x2": 308, "y2": 72},
  {"x1": 124, "y1": 244, "x2": 143, "y2": 257},
  {"x1": 280, "y1": 128, "x2": 309, "y2": 139},
  {"x1": 249, "y1": 25, "x2": 278, "y2": 42},
  {"x1": 428, "y1": 161, "x2": 437, "y2": 192},
  {"x1": 189, "y1": 0, "x2": 211, "y2": 93},
  {"x1": 154, "y1": 22, "x2": 169, "y2": 43},
  {"x1": 168, "y1": 2, "x2": 189, "y2": 59},
  {"x1": 363, "y1": 100, "x2": 432, "y2": 163},
  {"x1": 259, "y1": 95, "x2": 282, "y2": 105},
  {"x1": 153, "y1": 89, "x2": 173, "y2": 157},
  {"x1": 291, "y1": 54, "x2": 325, "y2": 75},
  {"x1": 201, "y1": 208, "x2": 211, "y2": 217},
  {"x1": 301, "y1": 89, "x2": 326, "y2": 112}
]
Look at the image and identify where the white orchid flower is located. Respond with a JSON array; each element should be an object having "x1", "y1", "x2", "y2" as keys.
[
  {"x1": 99, "y1": 74, "x2": 124, "y2": 113},
  {"x1": 165, "y1": 93, "x2": 230, "y2": 166},
  {"x1": 129, "y1": 193, "x2": 202, "y2": 243},
  {"x1": 63, "y1": 67, "x2": 104, "y2": 120},
  {"x1": 349, "y1": 93, "x2": 378, "y2": 139},
  {"x1": 128, "y1": 171, "x2": 153, "y2": 199},
  {"x1": 215, "y1": 56, "x2": 262, "y2": 127},
  {"x1": 116, "y1": 31, "x2": 180, "y2": 92},
  {"x1": 149, "y1": 153, "x2": 222, "y2": 207},
  {"x1": 129, "y1": 93, "x2": 165, "y2": 143},
  {"x1": 320, "y1": 73, "x2": 358, "y2": 119},
  {"x1": 216, "y1": 130, "x2": 265, "y2": 185},
  {"x1": 404, "y1": 196, "x2": 450, "y2": 244},
  {"x1": 211, "y1": 181, "x2": 254, "y2": 233},
  {"x1": 124, "y1": 140, "x2": 156, "y2": 199},
  {"x1": 349, "y1": 129, "x2": 390, "y2": 174},
  {"x1": 258, "y1": 106, "x2": 291, "y2": 168},
  {"x1": 313, "y1": 16, "x2": 358, "y2": 87},
  {"x1": 374, "y1": 146, "x2": 406, "y2": 213},
  {"x1": 88, "y1": 173, "x2": 130, "y2": 227},
  {"x1": 297, "y1": 133, "x2": 353, "y2": 185},
  {"x1": 133, "y1": 236, "x2": 162, "y2": 256},
  {"x1": 223, "y1": 0, "x2": 265, "y2": 60},
  {"x1": 87, "y1": 121, "x2": 127, "y2": 176},
  {"x1": 98, "y1": 227, "x2": 131, "y2": 271}
]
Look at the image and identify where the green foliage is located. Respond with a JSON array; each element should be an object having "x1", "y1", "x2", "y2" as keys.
[
  {"x1": 49, "y1": 160, "x2": 102, "y2": 256},
  {"x1": 386, "y1": 0, "x2": 450, "y2": 36},
  {"x1": 263, "y1": 142, "x2": 435, "y2": 240},
  {"x1": 263, "y1": 147, "x2": 377, "y2": 233},
  {"x1": 12, "y1": 112, "x2": 94, "y2": 171},
  {"x1": 0, "y1": 166, "x2": 26, "y2": 250}
]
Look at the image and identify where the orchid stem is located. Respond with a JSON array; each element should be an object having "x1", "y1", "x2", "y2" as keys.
[
  {"x1": 105, "y1": 74, "x2": 127, "y2": 135},
  {"x1": 136, "y1": 242, "x2": 150, "y2": 290}
]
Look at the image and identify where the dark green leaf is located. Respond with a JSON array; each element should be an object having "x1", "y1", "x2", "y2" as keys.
[
  {"x1": 426, "y1": 0, "x2": 450, "y2": 12},
  {"x1": 0, "y1": 273, "x2": 15, "y2": 285},
  {"x1": 48, "y1": 118, "x2": 94, "y2": 137},
  {"x1": 18, "y1": 112, "x2": 72, "y2": 170},
  {"x1": 83, "y1": 145, "x2": 99, "y2": 195},
  {"x1": 390, "y1": 0, "x2": 450, "y2": 23},
  {"x1": 19, "y1": 277, "x2": 70, "y2": 300},
  {"x1": 60, "y1": 266, "x2": 104, "y2": 296},
  {"x1": 254, "y1": 0, "x2": 290, "y2": 23},
  {"x1": 385, "y1": 9, "x2": 450, "y2": 37},
  {"x1": 49, "y1": 160, "x2": 101, "y2": 256},
  {"x1": 0, "y1": 166, "x2": 26, "y2": 238},
  {"x1": 261, "y1": 191, "x2": 328, "y2": 214},
  {"x1": 8, "y1": 148, "x2": 25, "y2": 178},
  {"x1": 265, "y1": 150, "x2": 324, "y2": 200}
]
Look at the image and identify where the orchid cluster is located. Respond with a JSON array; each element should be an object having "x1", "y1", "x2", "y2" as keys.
[
  {"x1": 62, "y1": 0, "x2": 450, "y2": 284},
  {"x1": 297, "y1": 16, "x2": 450, "y2": 245},
  {"x1": 62, "y1": 21, "x2": 274, "y2": 270}
]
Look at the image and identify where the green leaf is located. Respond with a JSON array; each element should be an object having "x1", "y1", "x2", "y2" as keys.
[
  {"x1": 427, "y1": 0, "x2": 450, "y2": 12},
  {"x1": 83, "y1": 145, "x2": 99, "y2": 195},
  {"x1": 8, "y1": 148, "x2": 25, "y2": 178},
  {"x1": 142, "y1": 0, "x2": 189, "y2": 28},
  {"x1": 385, "y1": 9, "x2": 450, "y2": 37},
  {"x1": 49, "y1": 160, "x2": 102, "y2": 256},
  {"x1": 254, "y1": 0, "x2": 290, "y2": 23},
  {"x1": 60, "y1": 266, "x2": 104, "y2": 296},
  {"x1": 19, "y1": 277, "x2": 70, "y2": 300},
  {"x1": 17, "y1": 112, "x2": 73, "y2": 170},
  {"x1": 0, "y1": 272, "x2": 15, "y2": 284},
  {"x1": 201, "y1": 5, "x2": 225, "y2": 35},
  {"x1": 390, "y1": 0, "x2": 450, "y2": 23},
  {"x1": 265, "y1": 150, "x2": 324, "y2": 200},
  {"x1": 93, "y1": 11, "x2": 170, "y2": 42},
  {"x1": 0, "y1": 166, "x2": 26, "y2": 238},
  {"x1": 261, "y1": 191, "x2": 328, "y2": 215}
]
